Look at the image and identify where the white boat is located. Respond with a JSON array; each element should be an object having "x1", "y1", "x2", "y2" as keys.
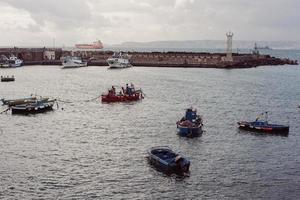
[
  {"x1": 107, "y1": 52, "x2": 132, "y2": 69},
  {"x1": 0, "y1": 54, "x2": 23, "y2": 68},
  {"x1": 8, "y1": 55, "x2": 23, "y2": 67},
  {"x1": 61, "y1": 56, "x2": 87, "y2": 69}
]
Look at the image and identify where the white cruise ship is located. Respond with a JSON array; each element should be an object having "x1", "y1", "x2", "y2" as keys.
[
  {"x1": 61, "y1": 56, "x2": 87, "y2": 69},
  {"x1": 107, "y1": 52, "x2": 132, "y2": 69}
]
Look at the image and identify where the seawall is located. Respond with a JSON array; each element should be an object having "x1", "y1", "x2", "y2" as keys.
[{"x1": 0, "y1": 48, "x2": 298, "y2": 68}]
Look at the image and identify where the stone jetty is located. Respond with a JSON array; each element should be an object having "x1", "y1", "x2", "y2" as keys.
[{"x1": 0, "y1": 47, "x2": 298, "y2": 68}]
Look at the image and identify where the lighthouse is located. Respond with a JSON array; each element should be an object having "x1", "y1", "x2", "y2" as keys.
[{"x1": 225, "y1": 31, "x2": 233, "y2": 62}]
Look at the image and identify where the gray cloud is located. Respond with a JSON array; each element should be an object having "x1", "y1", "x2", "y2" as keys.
[{"x1": 0, "y1": 0, "x2": 299, "y2": 46}]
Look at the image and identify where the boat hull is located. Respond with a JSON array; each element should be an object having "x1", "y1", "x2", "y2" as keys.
[
  {"x1": 2, "y1": 97, "x2": 49, "y2": 106},
  {"x1": 147, "y1": 146, "x2": 190, "y2": 175},
  {"x1": 238, "y1": 121, "x2": 289, "y2": 135},
  {"x1": 11, "y1": 102, "x2": 54, "y2": 115},
  {"x1": 62, "y1": 62, "x2": 87, "y2": 69},
  {"x1": 1, "y1": 78, "x2": 15, "y2": 82},
  {"x1": 177, "y1": 124, "x2": 203, "y2": 137},
  {"x1": 101, "y1": 93, "x2": 142, "y2": 103}
]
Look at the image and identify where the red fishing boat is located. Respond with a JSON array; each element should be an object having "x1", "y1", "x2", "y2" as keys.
[{"x1": 101, "y1": 84, "x2": 144, "y2": 103}]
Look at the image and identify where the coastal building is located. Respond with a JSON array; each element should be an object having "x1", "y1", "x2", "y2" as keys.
[{"x1": 43, "y1": 50, "x2": 56, "y2": 60}]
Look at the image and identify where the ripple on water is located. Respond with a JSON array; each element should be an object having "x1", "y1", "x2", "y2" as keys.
[{"x1": 0, "y1": 63, "x2": 300, "y2": 199}]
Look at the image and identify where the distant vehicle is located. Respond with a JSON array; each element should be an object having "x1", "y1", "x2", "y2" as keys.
[
  {"x1": 75, "y1": 40, "x2": 103, "y2": 49},
  {"x1": 256, "y1": 46, "x2": 272, "y2": 50},
  {"x1": 177, "y1": 108, "x2": 203, "y2": 137},
  {"x1": 1, "y1": 75, "x2": 15, "y2": 82},
  {"x1": 61, "y1": 56, "x2": 87, "y2": 69},
  {"x1": 147, "y1": 146, "x2": 190, "y2": 175},
  {"x1": 107, "y1": 52, "x2": 132, "y2": 69},
  {"x1": 237, "y1": 112, "x2": 289, "y2": 135}
]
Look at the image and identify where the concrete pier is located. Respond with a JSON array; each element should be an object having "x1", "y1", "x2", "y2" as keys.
[{"x1": 0, "y1": 48, "x2": 298, "y2": 68}]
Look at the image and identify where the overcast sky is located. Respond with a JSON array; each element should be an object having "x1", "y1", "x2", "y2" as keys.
[{"x1": 0, "y1": 0, "x2": 299, "y2": 46}]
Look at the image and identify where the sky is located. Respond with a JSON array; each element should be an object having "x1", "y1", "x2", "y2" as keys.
[{"x1": 0, "y1": 0, "x2": 299, "y2": 47}]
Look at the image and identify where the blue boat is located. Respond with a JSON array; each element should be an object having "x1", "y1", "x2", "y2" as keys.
[
  {"x1": 147, "y1": 146, "x2": 190, "y2": 175},
  {"x1": 238, "y1": 112, "x2": 289, "y2": 135},
  {"x1": 176, "y1": 108, "x2": 203, "y2": 137}
]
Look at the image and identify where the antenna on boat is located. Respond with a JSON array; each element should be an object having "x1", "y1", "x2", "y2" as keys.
[{"x1": 265, "y1": 111, "x2": 268, "y2": 123}]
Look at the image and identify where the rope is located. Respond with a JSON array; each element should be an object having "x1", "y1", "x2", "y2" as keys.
[
  {"x1": 56, "y1": 99, "x2": 73, "y2": 103},
  {"x1": 83, "y1": 95, "x2": 101, "y2": 102},
  {"x1": 0, "y1": 107, "x2": 10, "y2": 114}
]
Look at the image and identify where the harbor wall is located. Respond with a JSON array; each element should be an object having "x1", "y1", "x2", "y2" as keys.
[{"x1": 0, "y1": 48, "x2": 298, "y2": 68}]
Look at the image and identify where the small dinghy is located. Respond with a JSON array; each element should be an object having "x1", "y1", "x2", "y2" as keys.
[
  {"x1": 1, "y1": 76, "x2": 15, "y2": 82},
  {"x1": 1, "y1": 96, "x2": 49, "y2": 107},
  {"x1": 238, "y1": 112, "x2": 289, "y2": 135},
  {"x1": 101, "y1": 84, "x2": 144, "y2": 103},
  {"x1": 147, "y1": 146, "x2": 190, "y2": 175},
  {"x1": 176, "y1": 108, "x2": 203, "y2": 137},
  {"x1": 11, "y1": 99, "x2": 56, "y2": 115}
]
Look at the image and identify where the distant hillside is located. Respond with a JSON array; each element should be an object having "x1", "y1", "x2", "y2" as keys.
[{"x1": 110, "y1": 40, "x2": 300, "y2": 50}]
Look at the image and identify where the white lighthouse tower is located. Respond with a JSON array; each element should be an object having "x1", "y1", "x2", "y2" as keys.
[{"x1": 225, "y1": 31, "x2": 234, "y2": 62}]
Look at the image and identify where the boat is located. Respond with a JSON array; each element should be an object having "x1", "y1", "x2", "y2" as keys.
[
  {"x1": 107, "y1": 52, "x2": 132, "y2": 69},
  {"x1": 75, "y1": 40, "x2": 103, "y2": 49},
  {"x1": 0, "y1": 55, "x2": 10, "y2": 68},
  {"x1": 11, "y1": 99, "x2": 56, "y2": 115},
  {"x1": 1, "y1": 76, "x2": 15, "y2": 82},
  {"x1": 0, "y1": 54, "x2": 23, "y2": 68},
  {"x1": 257, "y1": 46, "x2": 272, "y2": 50},
  {"x1": 8, "y1": 55, "x2": 23, "y2": 67},
  {"x1": 176, "y1": 108, "x2": 203, "y2": 137},
  {"x1": 61, "y1": 56, "x2": 87, "y2": 69},
  {"x1": 237, "y1": 112, "x2": 289, "y2": 135},
  {"x1": 101, "y1": 84, "x2": 143, "y2": 103},
  {"x1": 1, "y1": 96, "x2": 49, "y2": 106},
  {"x1": 147, "y1": 146, "x2": 190, "y2": 175}
]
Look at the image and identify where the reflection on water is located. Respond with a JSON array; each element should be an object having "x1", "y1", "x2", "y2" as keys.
[{"x1": 1, "y1": 61, "x2": 300, "y2": 199}]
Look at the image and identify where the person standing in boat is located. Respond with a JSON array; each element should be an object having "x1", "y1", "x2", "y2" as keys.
[
  {"x1": 126, "y1": 84, "x2": 132, "y2": 95},
  {"x1": 112, "y1": 86, "x2": 116, "y2": 95}
]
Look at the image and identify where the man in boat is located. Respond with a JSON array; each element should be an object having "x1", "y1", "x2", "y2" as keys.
[
  {"x1": 126, "y1": 84, "x2": 132, "y2": 95},
  {"x1": 112, "y1": 86, "x2": 116, "y2": 95}
]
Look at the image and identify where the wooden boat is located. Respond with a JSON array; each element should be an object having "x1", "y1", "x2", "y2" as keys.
[
  {"x1": 101, "y1": 85, "x2": 143, "y2": 103},
  {"x1": 238, "y1": 112, "x2": 289, "y2": 135},
  {"x1": 147, "y1": 146, "x2": 190, "y2": 175},
  {"x1": 11, "y1": 99, "x2": 56, "y2": 115},
  {"x1": 1, "y1": 96, "x2": 49, "y2": 107},
  {"x1": 1, "y1": 76, "x2": 15, "y2": 82},
  {"x1": 176, "y1": 108, "x2": 203, "y2": 137}
]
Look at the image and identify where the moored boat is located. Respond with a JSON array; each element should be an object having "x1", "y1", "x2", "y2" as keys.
[
  {"x1": 0, "y1": 55, "x2": 23, "y2": 68},
  {"x1": 238, "y1": 112, "x2": 289, "y2": 135},
  {"x1": 147, "y1": 146, "x2": 190, "y2": 175},
  {"x1": 11, "y1": 99, "x2": 56, "y2": 115},
  {"x1": 101, "y1": 84, "x2": 143, "y2": 103},
  {"x1": 177, "y1": 108, "x2": 203, "y2": 137},
  {"x1": 8, "y1": 55, "x2": 23, "y2": 67},
  {"x1": 1, "y1": 76, "x2": 15, "y2": 82},
  {"x1": 107, "y1": 52, "x2": 132, "y2": 69},
  {"x1": 1, "y1": 96, "x2": 49, "y2": 107},
  {"x1": 61, "y1": 56, "x2": 87, "y2": 69}
]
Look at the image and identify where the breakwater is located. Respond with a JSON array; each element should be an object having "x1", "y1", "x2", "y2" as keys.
[{"x1": 0, "y1": 47, "x2": 298, "y2": 68}]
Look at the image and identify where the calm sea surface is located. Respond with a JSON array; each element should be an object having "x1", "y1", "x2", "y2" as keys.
[{"x1": 0, "y1": 50, "x2": 300, "y2": 199}]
